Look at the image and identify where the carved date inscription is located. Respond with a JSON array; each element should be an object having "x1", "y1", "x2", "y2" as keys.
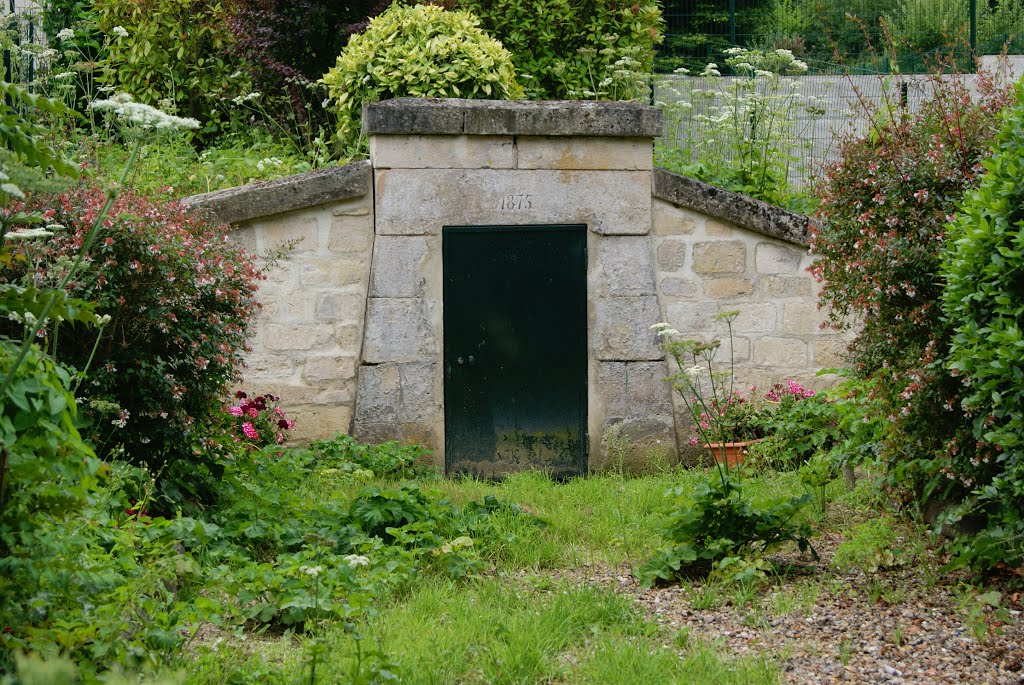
[{"x1": 499, "y1": 194, "x2": 534, "y2": 211}]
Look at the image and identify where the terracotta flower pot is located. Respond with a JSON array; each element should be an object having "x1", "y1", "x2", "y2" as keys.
[{"x1": 705, "y1": 440, "x2": 761, "y2": 467}]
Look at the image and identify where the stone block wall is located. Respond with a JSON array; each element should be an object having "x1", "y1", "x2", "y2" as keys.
[
  {"x1": 182, "y1": 163, "x2": 373, "y2": 443},
  {"x1": 356, "y1": 98, "x2": 671, "y2": 470},
  {"x1": 651, "y1": 170, "x2": 852, "y2": 428},
  {"x1": 181, "y1": 99, "x2": 854, "y2": 473}
]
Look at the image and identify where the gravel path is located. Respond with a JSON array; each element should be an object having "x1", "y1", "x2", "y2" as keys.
[{"x1": 538, "y1": 532, "x2": 1024, "y2": 684}]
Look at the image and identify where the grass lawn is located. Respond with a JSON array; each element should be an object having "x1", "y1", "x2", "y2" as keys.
[{"x1": 165, "y1": 467, "x2": 1022, "y2": 685}]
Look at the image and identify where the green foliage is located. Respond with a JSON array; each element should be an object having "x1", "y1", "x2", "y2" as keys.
[
  {"x1": 1, "y1": 463, "x2": 202, "y2": 679},
  {"x1": 639, "y1": 473, "x2": 815, "y2": 586},
  {"x1": 758, "y1": 380, "x2": 841, "y2": 469},
  {"x1": 456, "y1": 0, "x2": 663, "y2": 100},
  {"x1": 0, "y1": 184, "x2": 263, "y2": 479},
  {"x1": 89, "y1": 130, "x2": 321, "y2": 199},
  {"x1": 833, "y1": 516, "x2": 909, "y2": 574},
  {"x1": 310, "y1": 433, "x2": 428, "y2": 480},
  {"x1": 940, "y1": 83, "x2": 1024, "y2": 571},
  {"x1": 810, "y1": 71, "x2": 1015, "y2": 505},
  {"x1": 93, "y1": 0, "x2": 250, "y2": 141},
  {"x1": 0, "y1": 339, "x2": 98, "y2": 541},
  {"x1": 321, "y1": 3, "x2": 524, "y2": 151},
  {"x1": 658, "y1": 0, "x2": 771, "y2": 73},
  {"x1": 0, "y1": 81, "x2": 79, "y2": 202}
]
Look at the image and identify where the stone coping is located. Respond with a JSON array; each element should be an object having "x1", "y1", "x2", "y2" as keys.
[
  {"x1": 181, "y1": 161, "x2": 371, "y2": 225},
  {"x1": 652, "y1": 168, "x2": 811, "y2": 247},
  {"x1": 363, "y1": 98, "x2": 663, "y2": 138}
]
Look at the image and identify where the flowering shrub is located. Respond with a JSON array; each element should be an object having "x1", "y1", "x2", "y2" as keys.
[
  {"x1": 940, "y1": 83, "x2": 1024, "y2": 571},
  {"x1": 810, "y1": 68, "x2": 1014, "y2": 493},
  {"x1": 0, "y1": 183, "x2": 263, "y2": 473},
  {"x1": 224, "y1": 391, "x2": 295, "y2": 451}
]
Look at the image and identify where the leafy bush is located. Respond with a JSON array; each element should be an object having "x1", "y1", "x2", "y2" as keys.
[
  {"x1": 759, "y1": 380, "x2": 840, "y2": 468},
  {"x1": 311, "y1": 432, "x2": 429, "y2": 479},
  {"x1": 455, "y1": 0, "x2": 662, "y2": 100},
  {"x1": 321, "y1": 3, "x2": 524, "y2": 151},
  {"x1": 639, "y1": 474, "x2": 815, "y2": 586},
  {"x1": 0, "y1": 462, "x2": 203, "y2": 678},
  {"x1": 940, "y1": 83, "x2": 1024, "y2": 571},
  {"x1": 0, "y1": 184, "x2": 263, "y2": 480},
  {"x1": 93, "y1": 0, "x2": 250, "y2": 141},
  {"x1": 809, "y1": 70, "x2": 1014, "y2": 496},
  {"x1": 0, "y1": 340, "x2": 98, "y2": 548},
  {"x1": 227, "y1": 0, "x2": 386, "y2": 151}
]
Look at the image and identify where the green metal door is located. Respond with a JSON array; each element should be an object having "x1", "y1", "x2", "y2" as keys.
[{"x1": 443, "y1": 225, "x2": 588, "y2": 478}]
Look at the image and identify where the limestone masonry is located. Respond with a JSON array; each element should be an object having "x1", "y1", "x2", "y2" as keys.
[{"x1": 184, "y1": 98, "x2": 851, "y2": 472}]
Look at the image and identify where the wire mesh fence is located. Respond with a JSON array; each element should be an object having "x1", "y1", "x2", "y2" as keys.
[
  {"x1": 657, "y1": 0, "x2": 1024, "y2": 75},
  {"x1": 2, "y1": 1, "x2": 48, "y2": 90}
]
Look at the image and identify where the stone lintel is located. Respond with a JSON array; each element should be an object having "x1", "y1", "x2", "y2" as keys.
[
  {"x1": 652, "y1": 168, "x2": 811, "y2": 247},
  {"x1": 364, "y1": 98, "x2": 663, "y2": 138},
  {"x1": 182, "y1": 161, "x2": 371, "y2": 226}
]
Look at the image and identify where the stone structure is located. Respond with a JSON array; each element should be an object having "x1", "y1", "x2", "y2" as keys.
[{"x1": 184, "y1": 97, "x2": 849, "y2": 472}]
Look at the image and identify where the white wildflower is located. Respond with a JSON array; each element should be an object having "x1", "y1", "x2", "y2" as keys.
[
  {"x1": 90, "y1": 93, "x2": 200, "y2": 131},
  {"x1": 96, "y1": 314, "x2": 112, "y2": 325},
  {"x1": 6, "y1": 228, "x2": 53, "y2": 240},
  {"x1": 656, "y1": 327, "x2": 680, "y2": 338},
  {"x1": 344, "y1": 554, "x2": 370, "y2": 568},
  {"x1": 112, "y1": 26, "x2": 129, "y2": 38},
  {"x1": 685, "y1": 365, "x2": 703, "y2": 379},
  {"x1": 301, "y1": 565, "x2": 323, "y2": 577},
  {"x1": 56, "y1": 28, "x2": 74, "y2": 41}
]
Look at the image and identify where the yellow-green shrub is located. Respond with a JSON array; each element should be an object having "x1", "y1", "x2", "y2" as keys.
[{"x1": 321, "y1": 3, "x2": 523, "y2": 150}]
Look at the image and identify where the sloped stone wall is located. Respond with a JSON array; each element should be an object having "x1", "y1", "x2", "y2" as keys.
[
  {"x1": 651, "y1": 170, "x2": 849, "y2": 394},
  {"x1": 182, "y1": 163, "x2": 373, "y2": 443}
]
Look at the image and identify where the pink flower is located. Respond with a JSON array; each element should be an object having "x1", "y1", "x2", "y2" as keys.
[
  {"x1": 246, "y1": 406, "x2": 259, "y2": 418},
  {"x1": 688, "y1": 436, "x2": 700, "y2": 446},
  {"x1": 242, "y1": 422, "x2": 258, "y2": 439},
  {"x1": 228, "y1": 406, "x2": 243, "y2": 417}
]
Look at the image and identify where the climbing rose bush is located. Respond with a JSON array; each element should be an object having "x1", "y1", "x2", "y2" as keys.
[
  {"x1": 810, "y1": 70, "x2": 1014, "y2": 492},
  {"x1": 0, "y1": 184, "x2": 263, "y2": 474}
]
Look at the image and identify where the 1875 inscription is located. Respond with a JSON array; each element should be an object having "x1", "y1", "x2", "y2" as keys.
[{"x1": 499, "y1": 194, "x2": 534, "y2": 211}]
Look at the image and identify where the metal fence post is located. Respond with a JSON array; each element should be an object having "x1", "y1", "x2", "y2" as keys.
[
  {"x1": 729, "y1": 0, "x2": 736, "y2": 47},
  {"x1": 969, "y1": 0, "x2": 977, "y2": 61}
]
